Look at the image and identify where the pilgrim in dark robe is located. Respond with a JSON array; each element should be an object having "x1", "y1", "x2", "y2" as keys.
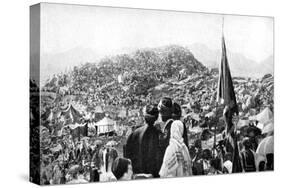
[
  {"x1": 240, "y1": 138, "x2": 256, "y2": 172},
  {"x1": 158, "y1": 98, "x2": 190, "y2": 163},
  {"x1": 124, "y1": 104, "x2": 161, "y2": 177}
]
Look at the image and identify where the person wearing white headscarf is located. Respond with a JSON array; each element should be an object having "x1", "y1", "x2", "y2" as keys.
[{"x1": 159, "y1": 120, "x2": 193, "y2": 177}]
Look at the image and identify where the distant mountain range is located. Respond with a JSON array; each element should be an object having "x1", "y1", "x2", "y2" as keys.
[
  {"x1": 40, "y1": 43, "x2": 273, "y2": 85},
  {"x1": 40, "y1": 47, "x2": 139, "y2": 85},
  {"x1": 40, "y1": 47, "x2": 100, "y2": 85},
  {"x1": 189, "y1": 43, "x2": 273, "y2": 78}
]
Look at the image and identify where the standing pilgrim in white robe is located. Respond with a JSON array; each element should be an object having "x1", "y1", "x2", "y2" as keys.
[{"x1": 159, "y1": 120, "x2": 193, "y2": 177}]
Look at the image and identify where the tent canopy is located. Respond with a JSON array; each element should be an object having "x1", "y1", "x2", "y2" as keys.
[
  {"x1": 95, "y1": 117, "x2": 115, "y2": 126},
  {"x1": 95, "y1": 117, "x2": 116, "y2": 134},
  {"x1": 262, "y1": 121, "x2": 274, "y2": 134},
  {"x1": 256, "y1": 135, "x2": 274, "y2": 156},
  {"x1": 61, "y1": 104, "x2": 83, "y2": 124},
  {"x1": 95, "y1": 105, "x2": 104, "y2": 113},
  {"x1": 256, "y1": 107, "x2": 273, "y2": 125}
]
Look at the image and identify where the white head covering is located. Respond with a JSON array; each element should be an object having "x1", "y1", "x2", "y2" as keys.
[
  {"x1": 159, "y1": 120, "x2": 192, "y2": 177},
  {"x1": 170, "y1": 120, "x2": 184, "y2": 144},
  {"x1": 223, "y1": 160, "x2": 233, "y2": 173}
]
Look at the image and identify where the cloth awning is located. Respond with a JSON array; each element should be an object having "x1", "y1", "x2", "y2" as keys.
[
  {"x1": 256, "y1": 107, "x2": 273, "y2": 125},
  {"x1": 262, "y1": 121, "x2": 274, "y2": 134},
  {"x1": 95, "y1": 117, "x2": 115, "y2": 126},
  {"x1": 256, "y1": 135, "x2": 274, "y2": 156}
]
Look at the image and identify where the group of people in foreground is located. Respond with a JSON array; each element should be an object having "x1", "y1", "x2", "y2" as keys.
[
  {"x1": 107, "y1": 96, "x2": 273, "y2": 181},
  {"x1": 123, "y1": 97, "x2": 192, "y2": 179},
  {"x1": 68, "y1": 97, "x2": 192, "y2": 183}
]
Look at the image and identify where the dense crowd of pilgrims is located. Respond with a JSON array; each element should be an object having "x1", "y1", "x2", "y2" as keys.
[{"x1": 39, "y1": 95, "x2": 273, "y2": 185}]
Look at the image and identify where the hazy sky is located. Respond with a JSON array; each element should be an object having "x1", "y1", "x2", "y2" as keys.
[{"x1": 41, "y1": 3, "x2": 273, "y2": 62}]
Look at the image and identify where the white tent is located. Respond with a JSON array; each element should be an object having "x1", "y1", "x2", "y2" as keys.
[
  {"x1": 256, "y1": 135, "x2": 274, "y2": 156},
  {"x1": 95, "y1": 117, "x2": 116, "y2": 134},
  {"x1": 256, "y1": 107, "x2": 273, "y2": 125},
  {"x1": 262, "y1": 121, "x2": 274, "y2": 134},
  {"x1": 95, "y1": 105, "x2": 104, "y2": 113}
]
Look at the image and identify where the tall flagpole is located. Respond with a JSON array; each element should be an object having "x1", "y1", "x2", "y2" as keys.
[
  {"x1": 222, "y1": 16, "x2": 224, "y2": 36},
  {"x1": 221, "y1": 15, "x2": 242, "y2": 173},
  {"x1": 213, "y1": 15, "x2": 225, "y2": 156}
]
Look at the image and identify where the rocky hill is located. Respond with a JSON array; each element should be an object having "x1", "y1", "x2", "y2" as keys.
[
  {"x1": 43, "y1": 45, "x2": 207, "y2": 97},
  {"x1": 42, "y1": 44, "x2": 273, "y2": 117}
]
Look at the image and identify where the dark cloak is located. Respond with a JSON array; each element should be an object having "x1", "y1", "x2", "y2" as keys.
[{"x1": 124, "y1": 124, "x2": 161, "y2": 177}]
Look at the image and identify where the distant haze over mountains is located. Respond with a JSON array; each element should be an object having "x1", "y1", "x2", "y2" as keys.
[
  {"x1": 41, "y1": 47, "x2": 99, "y2": 85},
  {"x1": 189, "y1": 43, "x2": 273, "y2": 78},
  {"x1": 41, "y1": 44, "x2": 273, "y2": 85},
  {"x1": 40, "y1": 46, "x2": 139, "y2": 85}
]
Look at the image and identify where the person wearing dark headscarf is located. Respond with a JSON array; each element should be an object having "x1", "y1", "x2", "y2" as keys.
[
  {"x1": 112, "y1": 158, "x2": 133, "y2": 180},
  {"x1": 157, "y1": 97, "x2": 174, "y2": 165},
  {"x1": 124, "y1": 104, "x2": 161, "y2": 177}
]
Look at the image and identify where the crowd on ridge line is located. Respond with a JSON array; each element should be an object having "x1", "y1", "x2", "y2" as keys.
[
  {"x1": 39, "y1": 96, "x2": 273, "y2": 185},
  {"x1": 42, "y1": 72, "x2": 273, "y2": 129},
  {"x1": 41, "y1": 77, "x2": 273, "y2": 141}
]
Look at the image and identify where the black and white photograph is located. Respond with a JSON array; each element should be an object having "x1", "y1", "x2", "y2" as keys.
[{"x1": 29, "y1": 2, "x2": 274, "y2": 185}]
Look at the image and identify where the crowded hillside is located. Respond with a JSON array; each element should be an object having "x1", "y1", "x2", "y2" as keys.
[{"x1": 30, "y1": 44, "x2": 274, "y2": 184}]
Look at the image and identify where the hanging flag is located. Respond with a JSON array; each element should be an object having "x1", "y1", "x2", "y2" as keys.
[
  {"x1": 217, "y1": 33, "x2": 242, "y2": 173},
  {"x1": 217, "y1": 36, "x2": 238, "y2": 114}
]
